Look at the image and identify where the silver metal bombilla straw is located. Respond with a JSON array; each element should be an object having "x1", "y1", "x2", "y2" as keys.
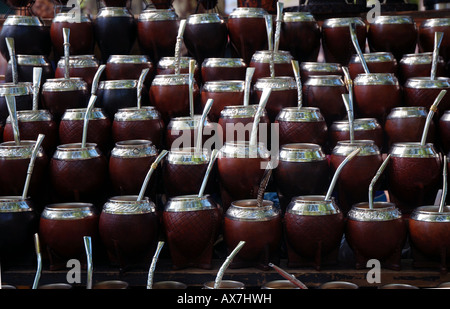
[{"x1": 84, "y1": 236, "x2": 93, "y2": 289}]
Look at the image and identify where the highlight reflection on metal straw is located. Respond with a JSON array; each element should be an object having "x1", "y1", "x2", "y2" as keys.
[
  {"x1": 291, "y1": 60, "x2": 302, "y2": 108},
  {"x1": 32, "y1": 67, "x2": 42, "y2": 111},
  {"x1": 325, "y1": 147, "x2": 361, "y2": 201},
  {"x1": 32, "y1": 233, "x2": 42, "y2": 289},
  {"x1": 439, "y1": 156, "x2": 448, "y2": 213},
  {"x1": 198, "y1": 149, "x2": 219, "y2": 198},
  {"x1": 81, "y1": 95, "x2": 98, "y2": 149},
  {"x1": 5, "y1": 95, "x2": 20, "y2": 145},
  {"x1": 431, "y1": 32, "x2": 444, "y2": 80},
  {"x1": 273, "y1": 1, "x2": 283, "y2": 53},
  {"x1": 214, "y1": 241, "x2": 245, "y2": 289},
  {"x1": 84, "y1": 236, "x2": 93, "y2": 289},
  {"x1": 63, "y1": 28, "x2": 71, "y2": 80},
  {"x1": 368, "y1": 154, "x2": 391, "y2": 210},
  {"x1": 257, "y1": 161, "x2": 273, "y2": 207},
  {"x1": 147, "y1": 241, "x2": 165, "y2": 289},
  {"x1": 22, "y1": 134, "x2": 45, "y2": 200},
  {"x1": 196, "y1": 98, "x2": 213, "y2": 156},
  {"x1": 137, "y1": 68, "x2": 150, "y2": 109},
  {"x1": 249, "y1": 87, "x2": 272, "y2": 152},
  {"x1": 421, "y1": 89, "x2": 447, "y2": 145},
  {"x1": 174, "y1": 19, "x2": 187, "y2": 75},
  {"x1": 342, "y1": 93, "x2": 354, "y2": 143},
  {"x1": 91, "y1": 64, "x2": 106, "y2": 95},
  {"x1": 189, "y1": 59, "x2": 195, "y2": 119},
  {"x1": 349, "y1": 22, "x2": 370, "y2": 74},
  {"x1": 137, "y1": 150, "x2": 169, "y2": 201},
  {"x1": 5, "y1": 37, "x2": 18, "y2": 84},
  {"x1": 243, "y1": 67, "x2": 255, "y2": 107}
]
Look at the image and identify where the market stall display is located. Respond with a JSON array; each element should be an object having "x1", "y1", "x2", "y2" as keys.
[{"x1": 1, "y1": 0, "x2": 450, "y2": 290}]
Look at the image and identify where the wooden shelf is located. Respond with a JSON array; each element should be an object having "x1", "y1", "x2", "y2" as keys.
[{"x1": 3, "y1": 258, "x2": 450, "y2": 289}]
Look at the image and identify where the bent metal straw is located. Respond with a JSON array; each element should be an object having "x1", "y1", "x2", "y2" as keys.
[
  {"x1": 291, "y1": 59, "x2": 302, "y2": 108},
  {"x1": 341, "y1": 93, "x2": 355, "y2": 143},
  {"x1": 368, "y1": 154, "x2": 391, "y2": 210},
  {"x1": 137, "y1": 150, "x2": 169, "y2": 201},
  {"x1": 243, "y1": 67, "x2": 255, "y2": 107},
  {"x1": 256, "y1": 161, "x2": 273, "y2": 207},
  {"x1": 249, "y1": 87, "x2": 272, "y2": 155},
  {"x1": 22, "y1": 134, "x2": 45, "y2": 200},
  {"x1": 438, "y1": 156, "x2": 448, "y2": 213},
  {"x1": 349, "y1": 22, "x2": 370, "y2": 74},
  {"x1": 268, "y1": 263, "x2": 308, "y2": 289},
  {"x1": 198, "y1": 149, "x2": 219, "y2": 198},
  {"x1": 195, "y1": 98, "x2": 214, "y2": 157},
  {"x1": 325, "y1": 148, "x2": 361, "y2": 201},
  {"x1": 147, "y1": 241, "x2": 165, "y2": 289},
  {"x1": 214, "y1": 241, "x2": 246, "y2": 289},
  {"x1": 32, "y1": 233, "x2": 42, "y2": 289},
  {"x1": 420, "y1": 89, "x2": 447, "y2": 145}
]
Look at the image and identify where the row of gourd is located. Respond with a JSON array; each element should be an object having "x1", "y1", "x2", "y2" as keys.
[{"x1": 0, "y1": 2, "x2": 450, "y2": 278}]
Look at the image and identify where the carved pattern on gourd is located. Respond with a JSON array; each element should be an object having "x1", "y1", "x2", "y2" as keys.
[
  {"x1": 277, "y1": 120, "x2": 327, "y2": 146},
  {"x1": 163, "y1": 163, "x2": 208, "y2": 196},
  {"x1": 405, "y1": 88, "x2": 450, "y2": 113},
  {"x1": 50, "y1": 157, "x2": 108, "y2": 200},
  {"x1": 0, "y1": 157, "x2": 47, "y2": 196},
  {"x1": 388, "y1": 156, "x2": 442, "y2": 209},
  {"x1": 163, "y1": 209, "x2": 220, "y2": 259},
  {"x1": 112, "y1": 119, "x2": 163, "y2": 145},
  {"x1": 303, "y1": 85, "x2": 346, "y2": 123},
  {"x1": 330, "y1": 155, "x2": 383, "y2": 213},
  {"x1": 59, "y1": 119, "x2": 111, "y2": 146},
  {"x1": 218, "y1": 158, "x2": 268, "y2": 201},
  {"x1": 3, "y1": 121, "x2": 58, "y2": 151},
  {"x1": 409, "y1": 219, "x2": 450, "y2": 256},
  {"x1": 109, "y1": 156, "x2": 156, "y2": 195},
  {"x1": 42, "y1": 90, "x2": 89, "y2": 119},
  {"x1": 284, "y1": 213, "x2": 345, "y2": 257}
]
